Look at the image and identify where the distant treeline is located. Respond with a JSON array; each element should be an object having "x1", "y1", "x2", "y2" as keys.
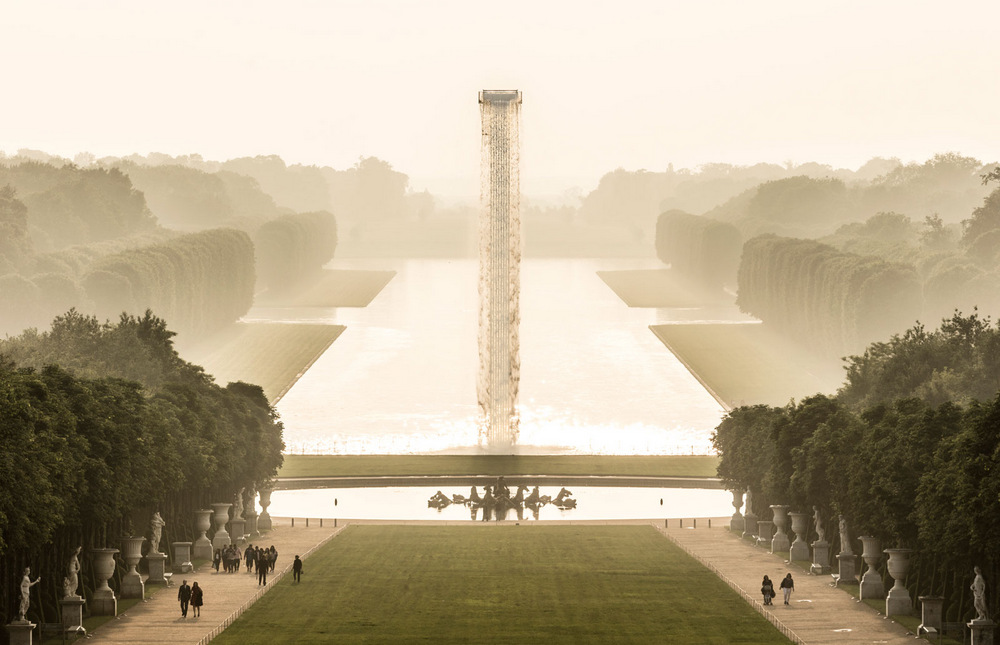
[
  {"x1": 0, "y1": 310, "x2": 283, "y2": 629},
  {"x1": 713, "y1": 313, "x2": 1000, "y2": 623},
  {"x1": 0, "y1": 158, "x2": 342, "y2": 338},
  {"x1": 82, "y1": 228, "x2": 256, "y2": 336},
  {"x1": 736, "y1": 235, "x2": 923, "y2": 356},
  {"x1": 254, "y1": 211, "x2": 338, "y2": 292},
  {"x1": 654, "y1": 209, "x2": 741, "y2": 291}
]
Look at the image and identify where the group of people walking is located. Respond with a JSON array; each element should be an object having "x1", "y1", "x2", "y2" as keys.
[{"x1": 760, "y1": 573, "x2": 794, "y2": 606}]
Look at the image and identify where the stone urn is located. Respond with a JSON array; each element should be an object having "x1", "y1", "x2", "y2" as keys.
[
  {"x1": 90, "y1": 548, "x2": 119, "y2": 616},
  {"x1": 884, "y1": 548, "x2": 913, "y2": 616},
  {"x1": 120, "y1": 536, "x2": 145, "y2": 599},
  {"x1": 769, "y1": 505, "x2": 790, "y2": 554},
  {"x1": 730, "y1": 490, "x2": 745, "y2": 532},
  {"x1": 756, "y1": 520, "x2": 774, "y2": 548},
  {"x1": 858, "y1": 536, "x2": 885, "y2": 600},
  {"x1": 193, "y1": 509, "x2": 213, "y2": 560},
  {"x1": 788, "y1": 511, "x2": 810, "y2": 561},
  {"x1": 211, "y1": 502, "x2": 232, "y2": 550},
  {"x1": 258, "y1": 488, "x2": 273, "y2": 531}
]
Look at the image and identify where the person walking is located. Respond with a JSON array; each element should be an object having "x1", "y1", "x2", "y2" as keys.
[
  {"x1": 178, "y1": 580, "x2": 192, "y2": 618},
  {"x1": 257, "y1": 549, "x2": 268, "y2": 586},
  {"x1": 293, "y1": 555, "x2": 303, "y2": 583},
  {"x1": 212, "y1": 549, "x2": 221, "y2": 572},
  {"x1": 244, "y1": 544, "x2": 255, "y2": 573},
  {"x1": 269, "y1": 545, "x2": 278, "y2": 572},
  {"x1": 190, "y1": 582, "x2": 203, "y2": 618},
  {"x1": 761, "y1": 575, "x2": 775, "y2": 605},
  {"x1": 780, "y1": 573, "x2": 795, "y2": 605}
]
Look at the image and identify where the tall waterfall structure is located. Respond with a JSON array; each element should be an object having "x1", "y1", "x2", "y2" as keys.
[{"x1": 478, "y1": 90, "x2": 522, "y2": 450}]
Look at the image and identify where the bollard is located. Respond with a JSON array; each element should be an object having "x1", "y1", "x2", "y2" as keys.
[
  {"x1": 708, "y1": 519, "x2": 712, "y2": 528},
  {"x1": 694, "y1": 518, "x2": 697, "y2": 528},
  {"x1": 334, "y1": 518, "x2": 337, "y2": 527},
  {"x1": 320, "y1": 518, "x2": 323, "y2": 527},
  {"x1": 306, "y1": 518, "x2": 310, "y2": 527},
  {"x1": 664, "y1": 519, "x2": 667, "y2": 528},
  {"x1": 678, "y1": 519, "x2": 683, "y2": 528},
  {"x1": 291, "y1": 518, "x2": 295, "y2": 527}
]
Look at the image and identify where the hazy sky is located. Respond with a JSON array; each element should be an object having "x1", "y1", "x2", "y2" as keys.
[{"x1": 3, "y1": 1, "x2": 998, "y2": 196}]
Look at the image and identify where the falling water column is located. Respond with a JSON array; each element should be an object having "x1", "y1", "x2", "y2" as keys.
[{"x1": 478, "y1": 90, "x2": 522, "y2": 450}]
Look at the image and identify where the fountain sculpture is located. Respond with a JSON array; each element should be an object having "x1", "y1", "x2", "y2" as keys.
[{"x1": 478, "y1": 90, "x2": 522, "y2": 450}]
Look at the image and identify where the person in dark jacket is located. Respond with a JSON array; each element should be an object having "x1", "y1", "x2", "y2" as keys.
[
  {"x1": 293, "y1": 555, "x2": 303, "y2": 582},
  {"x1": 190, "y1": 581, "x2": 203, "y2": 617},
  {"x1": 178, "y1": 580, "x2": 192, "y2": 617},
  {"x1": 780, "y1": 573, "x2": 795, "y2": 605},
  {"x1": 761, "y1": 575, "x2": 775, "y2": 605}
]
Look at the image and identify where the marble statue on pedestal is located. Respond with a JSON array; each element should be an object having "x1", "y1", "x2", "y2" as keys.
[
  {"x1": 813, "y1": 506, "x2": 825, "y2": 542},
  {"x1": 234, "y1": 487, "x2": 245, "y2": 519},
  {"x1": 150, "y1": 511, "x2": 166, "y2": 554},
  {"x1": 65, "y1": 545, "x2": 82, "y2": 597},
  {"x1": 973, "y1": 566, "x2": 989, "y2": 621},
  {"x1": 839, "y1": 515, "x2": 853, "y2": 554},
  {"x1": 18, "y1": 568, "x2": 41, "y2": 621}
]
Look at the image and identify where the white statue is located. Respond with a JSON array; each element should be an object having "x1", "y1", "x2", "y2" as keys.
[
  {"x1": 973, "y1": 566, "x2": 989, "y2": 621},
  {"x1": 234, "y1": 487, "x2": 245, "y2": 519},
  {"x1": 744, "y1": 488, "x2": 753, "y2": 516},
  {"x1": 838, "y1": 515, "x2": 853, "y2": 555},
  {"x1": 150, "y1": 511, "x2": 166, "y2": 554},
  {"x1": 18, "y1": 567, "x2": 41, "y2": 622},
  {"x1": 65, "y1": 545, "x2": 82, "y2": 597},
  {"x1": 813, "y1": 506, "x2": 825, "y2": 542}
]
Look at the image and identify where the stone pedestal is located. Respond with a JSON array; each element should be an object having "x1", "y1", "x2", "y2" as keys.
[
  {"x1": 230, "y1": 518, "x2": 247, "y2": 545},
  {"x1": 810, "y1": 540, "x2": 830, "y2": 574},
  {"x1": 90, "y1": 548, "x2": 119, "y2": 616},
  {"x1": 5, "y1": 621, "x2": 35, "y2": 645},
  {"x1": 770, "y1": 505, "x2": 790, "y2": 554},
  {"x1": 258, "y1": 489, "x2": 273, "y2": 531},
  {"x1": 145, "y1": 552, "x2": 168, "y2": 585},
  {"x1": 246, "y1": 511, "x2": 260, "y2": 539},
  {"x1": 835, "y1": 553, "x2": 858, "y2": 585},
  {"x1": 60, "y1": 595, "x2": 87, "y2": 634},
  {"x1": 789, "y1": 511, "x2": 810, "y2": 561},
  {"x1": 730, "y1": 490, "x2": 744, "y2": 532},
  {"x1": 918, "y1": 596, "x2": 944, "y2": 635},
  {"x1": 193, "y1": 509, "x2": 214, "y2": 561},
  {"x1": 211, "y1": 502, "x2": 232, "y2": 550},
  {"x1": 756, "y1": 520, "x2": 774, "y2": 548},
  {"x1": 742, "y1": 511, "x2": 757, "y2": 540},
  {"x1": 884, "y1": 548, "x2": 913, "y2": 616},
  {"x1": 858, "y1": 536, "x2": 885, "y2": 600},
  {"x1": 120, "y1": 536, "x2": 145, "y2": 599},
  {"x1": 969, "y1": 619, "x2": 996, "y2": 645},
  {"x1": 172, "y1": 542, "x2": 193, "y2": 573}
]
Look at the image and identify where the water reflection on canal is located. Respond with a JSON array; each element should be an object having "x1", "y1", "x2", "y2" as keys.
[
  {"x1": 269, "y1": 486, "x2": 731, "y2": 521},
  {"x1": 254, "y1": 258, "x2": 729, "y2": 455}
]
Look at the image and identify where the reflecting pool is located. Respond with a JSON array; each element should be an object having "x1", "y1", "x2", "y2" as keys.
[
  {"x1": 252, "y1": 258, "x2": 729, "y2": 455},
  {"x1": 268, "y1": 486, "x2": 731, "y2": 521}
]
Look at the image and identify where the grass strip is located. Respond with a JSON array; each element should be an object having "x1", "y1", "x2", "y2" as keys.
[
  {"x1": 597, "y1": 269, "x2": 731, "y2": 308},
  {"x1": 212, "y1": 525, "x2": 789, "y2": 645},
  {"x1": 180, "y1": 322, "x2": 344, "y2": 403},
  {"x1": 278, "y1": 454, "x2": 720, "y2": 479},
  {"x1": 651, "y1": 323, "x2": 844, "y2": 409}
]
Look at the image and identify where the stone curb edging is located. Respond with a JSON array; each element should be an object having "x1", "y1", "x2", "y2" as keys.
[
  {"x1": 655, "y1": 525, "x2": 806, "y2": 644},
  {"x1": 195, "y1": 524, "x2": 349, "y2": 644}
]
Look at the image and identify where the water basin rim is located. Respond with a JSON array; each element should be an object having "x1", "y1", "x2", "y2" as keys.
[{"x1": 275, "y1": 474, "x2": 723, "y2": 491}]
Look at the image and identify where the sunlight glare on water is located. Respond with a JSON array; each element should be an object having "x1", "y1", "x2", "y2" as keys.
[{"x1": 262, "y1": 258, "x2": 726, "y2": 455}]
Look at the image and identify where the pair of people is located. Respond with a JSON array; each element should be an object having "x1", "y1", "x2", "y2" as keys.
[
  {"x1": 761, "y1": 573, "x2": 794, "y2": 605},
  {"x1": 177, "y1": 580, "x2": 204, "y2": 618}
]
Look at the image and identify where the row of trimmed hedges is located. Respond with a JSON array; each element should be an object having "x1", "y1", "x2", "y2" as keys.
[{"x1": 655, "y1": 210, "x2": 741, "y2": 290}]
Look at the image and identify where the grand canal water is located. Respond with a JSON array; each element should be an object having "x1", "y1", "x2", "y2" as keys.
[{"x1": 250, "y1": 258, "x2": 727, "y2": 455}]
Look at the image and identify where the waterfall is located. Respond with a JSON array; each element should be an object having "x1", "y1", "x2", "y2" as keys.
[{"x1": 477, "y1": 90, "x2": 522, "y2": 450}]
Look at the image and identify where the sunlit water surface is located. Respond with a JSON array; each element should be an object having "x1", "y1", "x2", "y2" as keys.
[
  {"x1": 268, "y1": 486, "x2": 731, "y2": 521},
  {"x1": 251, "y1": 258, "x2": 729, "y2": 454}
]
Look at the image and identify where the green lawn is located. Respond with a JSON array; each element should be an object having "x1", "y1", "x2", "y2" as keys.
[
  {"x1": 212, "y1": 525, "x2": 789, "y2": 644},
  {"x1": 178, "y1": 322, "x2": 344, "y2": 403},
  {"x1": 278, "y1": 454, "x2": 720, "y2": 479},
  {"x1": 650, "y1": 323, "x2": 844, "y2": 409}
]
